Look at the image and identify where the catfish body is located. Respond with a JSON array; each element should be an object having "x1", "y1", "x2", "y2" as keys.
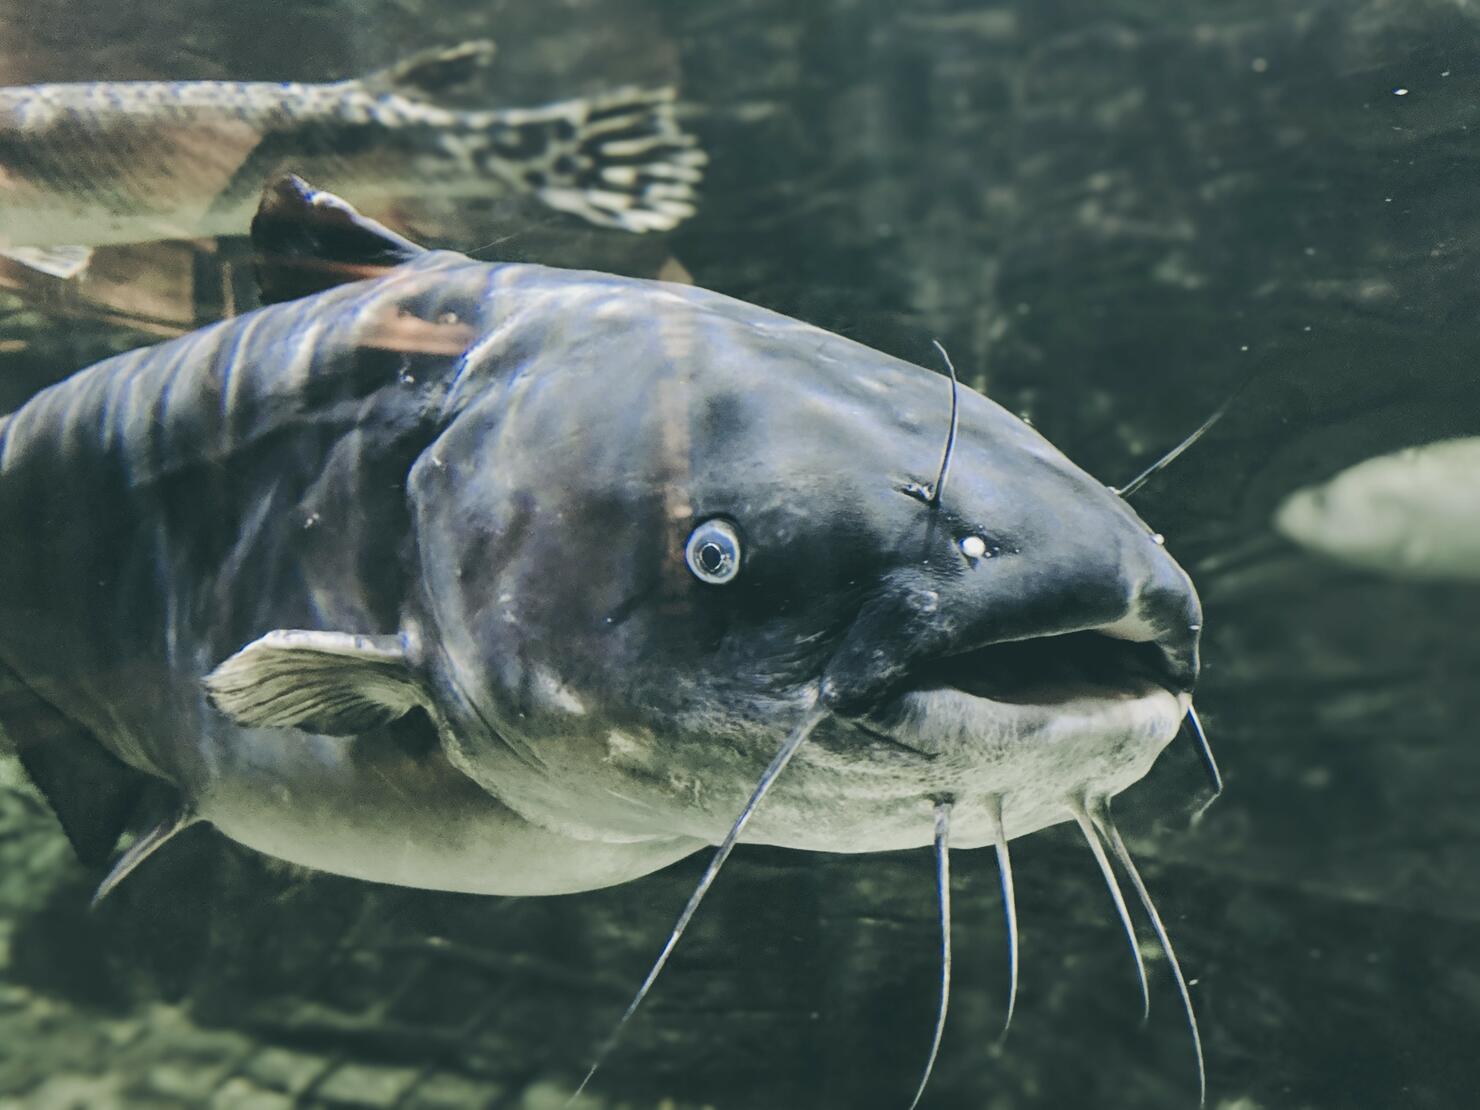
[
  {"x1": 0, "y1": 250, "x2": 707, "y2": 894},
  {"x1": 0, "y1": 182, "x2": 1216, "y2": 1104},
  {"x1": 0, "y1": 181, "x2": 1201, "y2": 901}
]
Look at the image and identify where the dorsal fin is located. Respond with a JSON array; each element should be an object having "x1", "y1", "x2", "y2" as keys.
[
  {"x1": 250, "y1": 175, "x2": 427, "y2": 305},
  {"x1": 360, "y1": 40, "x2": 496, "y2": 98}
]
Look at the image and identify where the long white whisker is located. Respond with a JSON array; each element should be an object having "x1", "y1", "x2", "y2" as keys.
[
  {"x1": 907, "y1": 800, "x2": 953, "y2": 1110},
  {"x1": 568, "y1": 700, "x2": 828, "y2": 1105},
  {"x1": 1089, "y1": 796, "x2": 1206, "y2": 1106},
  {"x1": 987, "y1": 794, "x2": 1019, "y2": 1038},
  {"x1": 1069, "y1": 795, "x2": 1149, "y2": 1024}
]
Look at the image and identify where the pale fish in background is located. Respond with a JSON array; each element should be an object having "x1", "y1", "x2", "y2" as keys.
[
  {"x1": 0, "y1": 40, "x2": 705, "y2": 279},
  {"x1": 1274, "y1": 436, "x2": 1480, "y2": 581}
]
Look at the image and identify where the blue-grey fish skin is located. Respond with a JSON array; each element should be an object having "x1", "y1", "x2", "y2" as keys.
[
  {"x1": 0, "y1": 44, "x2": 705, "y2": 249},
  {"x1": 0, "y1": 251, "x2": 482, "y2": 780},
  {"x1": 0, "y1": 253, "x2": 719, "y2": 894}
]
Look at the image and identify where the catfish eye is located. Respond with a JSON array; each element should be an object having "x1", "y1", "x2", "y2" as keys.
[{"x1": 685, "y1": 518, "x2": 742, "y2": 584}]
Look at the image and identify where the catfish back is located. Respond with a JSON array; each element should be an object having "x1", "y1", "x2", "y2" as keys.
[{"x1": 0, "y1": 250, "x2": 491, "y2": 778}]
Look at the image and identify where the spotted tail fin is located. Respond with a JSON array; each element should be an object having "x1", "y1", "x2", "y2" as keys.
[{"x1": 477, "y1": 86, "x2": 706, "y2": 233}]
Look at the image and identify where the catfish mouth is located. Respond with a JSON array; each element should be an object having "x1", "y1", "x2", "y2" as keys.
[
  {"x1": 921, "y1": 630, "x2": 1181, "y2": 706},
  {"x1": 850, "y1": 628, "x2": 1190, "y2": 756}
]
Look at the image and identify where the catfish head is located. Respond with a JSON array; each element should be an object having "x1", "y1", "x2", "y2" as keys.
[{"x1": 397, "y1": 273, "x2": 1203, "y2": 857}]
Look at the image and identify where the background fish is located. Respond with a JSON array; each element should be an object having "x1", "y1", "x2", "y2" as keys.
[
  {"x1": 0, "y1": 40, "x2": 705, "y2": 277},
  {"x1": 1274, "y1": 437, "x2": 1480, "y2": 581}
]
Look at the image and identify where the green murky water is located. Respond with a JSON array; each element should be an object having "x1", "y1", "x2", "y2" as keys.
[{"x1": 2, "y1": 2, "x2": 1479, "y2": 1107}]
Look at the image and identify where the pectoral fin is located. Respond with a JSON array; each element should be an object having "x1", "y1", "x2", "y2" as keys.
[{"x1": 204, "y1": 629, "x2": 428, "y2": 735}]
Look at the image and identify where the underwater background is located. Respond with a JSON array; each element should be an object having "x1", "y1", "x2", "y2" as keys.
[{"x1": 2, "y1": 0, "x2": 1480, "y2": 1107}]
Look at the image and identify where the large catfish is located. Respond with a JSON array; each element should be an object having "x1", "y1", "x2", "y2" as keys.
[{"x1": 0, "y1": 176, "x2": 1212, "y2": 1104}]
